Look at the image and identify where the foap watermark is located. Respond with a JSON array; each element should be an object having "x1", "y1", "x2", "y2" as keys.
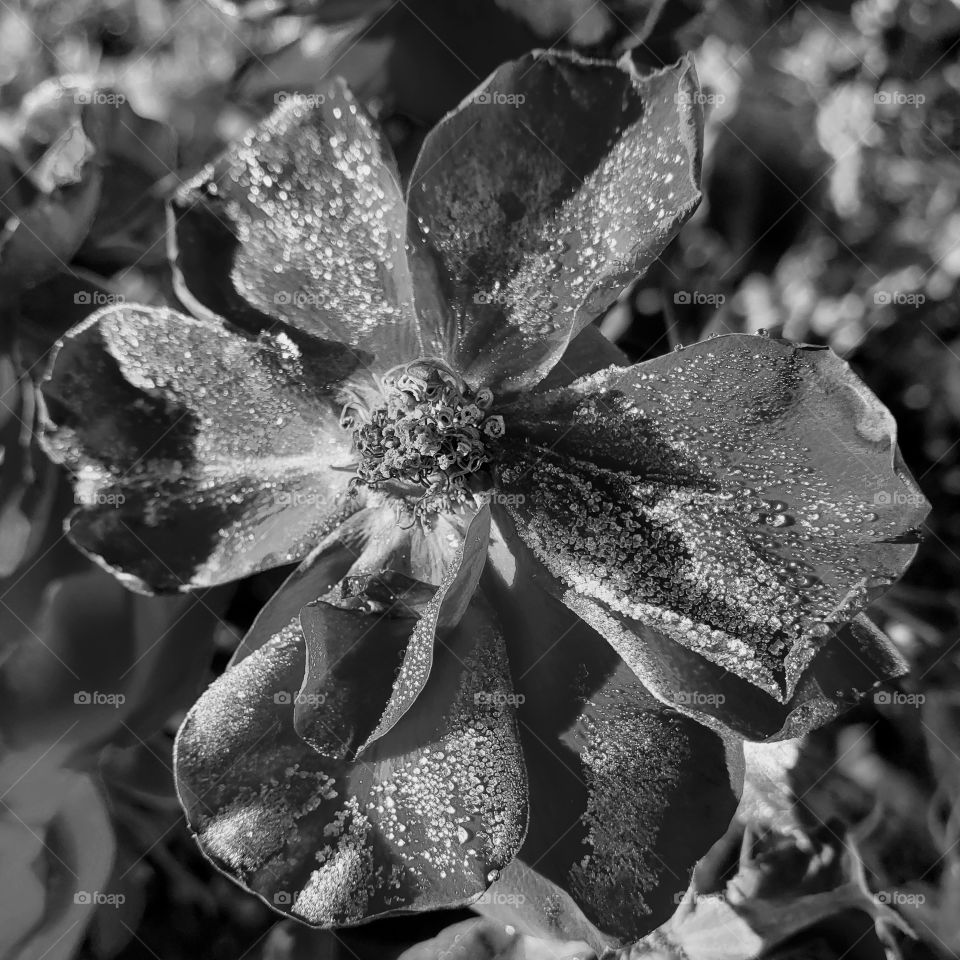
[
  {"x1": 873, "y1": 290, "x2": 925, "y2": 307},
  {"x1": 72, "y1": 89, "x2": 126, "y2": 106},
  {"x1": 473, "y1": 291, "x2": 512, "y2": 306},
  {"x1": 874, "y1": 690, "x2": 925, "y2": 707},
  {"x1": 74, "y1": 691, "x2": 126, "y2": 707},
  {"x1": 74, "y1": 891, "x2": 126, "y2": 907},
  {"x1": 489, "y1": 493, "x2": 526, "y2": 507},
  {"x1": 74, "y1": 291, "x2": 125, "y2": 307},
  {"x1": 471, "y1": 90, "x2": 525, "y2": 108},
  {"x1": 275, "y1": 491, "x2": 326, "y2": 507},
  {"x1": 874, "y1": 890, "x2": 926, "y2": 906},
  {"x1": 675, "y1": 690, "x2": 726, "y2": 707},
  {"x1": 673, "y1": 890, "x2": 728, "y2": 906},
  {"x1": 274, "y1": 91, "x2": 326, "y2": 108},
  {"x1": 676, "y1": 90, "x2": 726, "y2": 107},
  {"x1": 274, "y1": 691, "x2": 327, "y2": 706},
  {"x1": 273, "y1": 891, "x2": 294, "y2": 906},
  {"x1": 874, "y1": 90, "x2": 926, "y2": 107},
  {"x1": 674, "y1": 290, "x2": 725, "y2": 307},
  {"x1": 474, "y1": 691, "x2": 526, "y2": 707},
  {"x1": 476, "y1": 890, "x2": 526, "y2": 907},
  {"x1": 873, "y1": 490, "x2": 925, "y2": 507},
  {"x1": 275, "y1": 291, "x2": 326, "y2": 308},
  {"x1": 74, "y1": 490, "x2": 125, "y2": 508}
]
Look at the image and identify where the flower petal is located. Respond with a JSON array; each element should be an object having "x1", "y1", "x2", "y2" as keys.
[
  {"x1": 170, "y1": 82, "x2": 421, "y2": 367},
  {"x1": 496, "y1": 335, "x2": 927, "y2": 702},
  {"x1": 356, "y1": 502, "x2": 491, "y2": 752},
  {"x1": 174, "y1": 597, "x2": 527, "y2": 925},
  {"x1": 0, "y1": 767, "x2": 115, "y2": 960},
  {"x1": 40, "y1": 304, "x2": 358, "y2": 592},
  {"x1": 407, "y1": 52, "x2": 701, "y2": 391},
  {"x1": 295, "y1": 599, "x2": 412, "y2": 759},
  {"x1": 230, "y1": 501, "x2": 471, "y2": 665},
  {"x1": 535, "y1": 324, "x2": 629, "y2": 392},
  {"x1": 480, "y1": 528, "x2": 740, "y2": 946},
  {"x1": 290, "y1": 503, "x2": 490, "y2": 758}
]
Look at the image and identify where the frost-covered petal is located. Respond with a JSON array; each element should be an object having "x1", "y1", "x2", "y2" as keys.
[
  {"x1": 481, "y1": 529, "x2": 740, "y2": 946},
  {"x1": 407, "y1": 52, "x2": 701, "y2": 392},
  {"x1": 230, "y1": 501, "x2": 473, "y2": 667},
  {"x1": 548, "y1": 591, "x2": 907, "y2": 741},
  {"x1": 356, "y1": 502, "x2": 490, "y2": 752},
  {"x1": 174, "y1": 597, "x2": 527, "y2": 925},
  {"x1": 40, "y1": 304, "x2": 358, "y2": 593},
  {"x1": 496, "y1": 335, "x2": 927, "y2": 702},
  {"x1": 170, "y1": 81, "x2": 421, "y2": 366}
]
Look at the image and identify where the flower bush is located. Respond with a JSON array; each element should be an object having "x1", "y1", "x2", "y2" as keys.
[{"x1": 38, "y1": 46, "x2": 927, "y2": 954}]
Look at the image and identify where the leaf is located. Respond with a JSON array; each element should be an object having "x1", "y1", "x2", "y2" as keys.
[
  {"x1": 0, "y1": 567, "x2": 225, "y2": 760},
  {"x1": 0, "y1": 79, "x2": 105, "y2": 296},
  {"x1": 77, "y1": 98, "x2": 177, "y2": 270},
  {"x1": 231, "y1": 0, "x2": 541, "y2": 132},
  {"x1": 623, "y1": 834, "x2": 906, "y2": 960}
]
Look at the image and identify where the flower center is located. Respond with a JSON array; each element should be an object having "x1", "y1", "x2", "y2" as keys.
[{"x1": 346, "y1": 361, "x2": 504, "y2": 517}]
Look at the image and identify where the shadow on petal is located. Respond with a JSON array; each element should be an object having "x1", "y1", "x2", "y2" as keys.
[
  {"x1": 481, "y1": 520, "x2": 740, "y2": 947},
  {"x1": 174, "y1": 591, "x2": 526, "y2": 926},
  {"x1": 407, "y1": 53, "x2": 702, "y2": 392},
  {"x1": 497, "y1": 335, "x2": 928, "y2": 701},
  {"x1": 40, "y1": 304, "x2": 358, "y2": 592},
  {"x1": 170, "y1": 80, "x2": 422, "y2": 370}
]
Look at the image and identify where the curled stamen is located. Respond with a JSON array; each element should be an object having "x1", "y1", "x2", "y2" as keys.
[{"x1": 351, "y1": 361, "x2": 503, "y2": 518}]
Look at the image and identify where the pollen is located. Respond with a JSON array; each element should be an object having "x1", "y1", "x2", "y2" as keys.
[{"x1": 346, "y1": 361, "x2": 503, "y2": 517}]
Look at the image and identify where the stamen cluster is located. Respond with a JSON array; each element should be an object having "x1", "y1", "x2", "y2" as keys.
[{"x1": 348, "y1": 362, "x2": 504, "y2": 517}]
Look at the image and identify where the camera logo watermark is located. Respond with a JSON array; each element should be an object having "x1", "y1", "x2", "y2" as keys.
[
  {"x1": 874, "y1": 690, "x2": 925, "y2": 707},
  {"x1": 74, "y1": 490, "x2": 125, "y2": 507},
  {"x1": 471, "y1": 91, "x2": 525, "y2": 108},
  {"x1": 274, "y1": 92, "x2": 326, "y2": 108},
  {"x1": 874, "y1": 91, "x2": 925, "y2": 107},
  {"x1": 675, "y1": 91, "x2": 726, "y2": 107},
  {"x1": 74, "y1": 691, "x2": 126, "y2": 708},
  {"x1": 874, "y1": 890, "x2": 926, "y2": 905},
  {"x1": 676, "y1": 691, "x2": 726, "y2": 707},
  {"x1": 475, "y1": 890, "x2": 526, "y2": 906},
  {"x1": 474, "y1": 691, "x2": 526, "y2": 708},
  {"x1": 74, "y1": 891, "x2": 126, "y2": 906},
  {"x1": 72, "y1": 90, "x2": 126, "y2": 106},
  {"x1": 473, "y1": 291, "x2": 512, "y2": 306},
  {"x1": 489, "y1": 493, "x2": 525, "y2": 507},
  {"x1": 872, "y1": 490, "x2": 925, "y2": 507},
  {"x1": 274, "y1": 291, "x2": 326, "y2": 307},
  {"x1": 274, "y1": 691, "x2": 327, "y2": 706},
  {"x1": 74, "y1": 291, "x2": 125, "y2": 306},
  {"x1": 873, "y1": 290, "x2": 924, "y2": 307},
  {"x1": 673, "y1": 890, "x2": 728, "y2": 905},
  {"x1": 674, "y1": 291, "x2": 725, "y2": 307}
]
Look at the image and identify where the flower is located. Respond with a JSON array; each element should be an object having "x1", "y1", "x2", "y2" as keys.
[
  {"x1": 39, "y1": 51, "x2": 928, "y2": 950},
  {"x1": 0, "y1": 76, "x2": 176, "y2": 587}
]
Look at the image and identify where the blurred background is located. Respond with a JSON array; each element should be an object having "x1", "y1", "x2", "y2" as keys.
[{"x1": 1, "y1": 0, "x2": 959, "y2": 958}]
